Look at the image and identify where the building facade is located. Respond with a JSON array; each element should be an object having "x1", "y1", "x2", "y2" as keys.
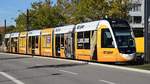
[
  {"x1": 129, "y1": 0, "x2": 145, "y2": 37},
  {"x1": 129, "y1": 0, "x2": 145, "y2": 29}
]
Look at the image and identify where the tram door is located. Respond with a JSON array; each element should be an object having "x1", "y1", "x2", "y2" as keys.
[
  {"x1": 11, "y1": 37, "x2": 18, "y2": 53},
  {"x1": 64, "y1": 33, "x2": 74, "y2": 59},
  {"x1": 28, "y1": 36, "x2": 39, "y2": 55},
  {"x1": 97, "y1": 28, "x2": 117, "y2": 62},
  {"x1": 55, "y1": 35, "x2": 60, "y2": 57},
  {"x1": 5, "y1": 38, "x2": 10, "y2": 52}
]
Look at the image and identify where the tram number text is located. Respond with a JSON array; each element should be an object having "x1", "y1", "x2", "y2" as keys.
[{"x1": 103, "y1": 51, "x2": 113, "y2": 54}]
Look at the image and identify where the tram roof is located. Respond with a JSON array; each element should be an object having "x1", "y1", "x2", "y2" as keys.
[
  {"x1": 28, "y1": 30, "x2": 41, "y2": 36},
  {"x1": 54, "y1": 25, "x2": 75, "y2": 34},
  {"x1": 74, "y1": 19, "x2": 128, "y2": 32},
  {"x1": 41, "y1": 28, "x2": 53, "y2": 35},
  {"x1": 20, "y1": 32, "x2": 27, "y2": 37},
  {"x1": 4, "y1": 34, "x2": 11, "y2": 38},
  {"x1": 75, "y1": 20, "x2": 101, "y2": 32},
  {"x1": 10, "y1": 32, "x2": 19, "y2": 38}
]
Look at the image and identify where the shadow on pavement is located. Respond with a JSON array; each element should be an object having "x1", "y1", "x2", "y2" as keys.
[
  {"x1": 0, "y1": 57, "x2": 31, "y2": 60},
  {"x1": 28, "y1": 62, "x2": 88, "y2": 69}
]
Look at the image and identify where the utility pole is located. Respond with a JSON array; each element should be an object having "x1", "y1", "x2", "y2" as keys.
[
  {"x1": 4, "y1": 19, "x2": 6, "y2": 34},
  {"x1": 144, "y1": 0, "x2": 150, "y2": 63},
  {"x1": 26, "y1": 9, "x2": 29, "y2": 54},
  {"x1": 26, "y1": 9, "x2": 29, "y2": 31}
]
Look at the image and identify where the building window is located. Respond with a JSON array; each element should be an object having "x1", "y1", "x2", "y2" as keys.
[
  {"x1": 133, "y1": 16, "x2": 142, "y2": 23},
  {"x1": 132, "y1": 4, "x2": 141, "y2": 12}
]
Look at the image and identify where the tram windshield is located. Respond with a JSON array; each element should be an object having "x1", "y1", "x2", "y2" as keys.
[
  {"x1": 111, "y1": 20, "x2": 136, "y2": 54},
  {"x1": 114, "y1": 28, "x2": 134, "y2": 48}
]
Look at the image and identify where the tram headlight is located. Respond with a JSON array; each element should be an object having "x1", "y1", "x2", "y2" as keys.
[{"x1": 121, "y1": 53, "x2": 135, "y2": 61}]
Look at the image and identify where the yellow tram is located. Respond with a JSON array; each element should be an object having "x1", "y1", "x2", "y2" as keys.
[
  {"x1": 3, "y1": 19, "x2": 137, "y2": 63},
  {"x1": 74, "y1": 20, "x2": 136, "y2": 62}
]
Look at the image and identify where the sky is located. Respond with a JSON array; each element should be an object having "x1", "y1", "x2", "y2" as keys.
[{"x1": 0, "y1": 0, "x2": 56, "y2": 26}]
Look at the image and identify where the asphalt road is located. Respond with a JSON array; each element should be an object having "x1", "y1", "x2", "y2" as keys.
[{"x1": 0, "y1": 53, "x2": 150, "y2": 84}]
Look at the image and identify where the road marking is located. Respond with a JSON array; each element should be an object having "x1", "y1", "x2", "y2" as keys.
[
  {"x1": 0, "y1": 72, "x2": 24, "y2": 84},
  {"x1": 99, "y1": 80, "x2": 116, "y2": 84},
  {"x1": 59, "y1": 70, "x2": 78, "y2": 75}
]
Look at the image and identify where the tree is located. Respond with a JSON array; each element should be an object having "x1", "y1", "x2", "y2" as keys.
[
  {"x1": 15, "y1": 13, "x2": 27, "y2": 32},
  {"x1": 6, "y1": 25, "x2": 16, "y2": 33},
  {"x1": 107, "y1": 0, "x2": 130, "y2": 19},
  {"x1": 15, "y1": 0, "x2": 131, "y2": 32},
  {"x1": 72, "y1": 0, "x2": 109, "y2": 23}
]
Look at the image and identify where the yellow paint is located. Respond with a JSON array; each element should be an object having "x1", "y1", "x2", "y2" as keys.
[
  {"x1": 53, "y1": 34, "x2": 56, "y2": 57},
  {"x1": 41, "y1": 28, "x2": 53, "y2": 56},
  {"x1": 99, "y1": 24, "x2": 108, "y2": 29},
  {"x1": 135, "y1": 37, "x2": 144, "y2": 53},
  {"x1": 75, "y1": 49, "x2": 91, "y2": 60},
  {"x1": 74, "y1": 32, "x2": 91, "y2": 61},
  {"x1": 60, "y1": 49, "x2": 65, "y2": 58},
  {"x1": 97, "y1": 24, "x2": 128, "y2": 62},
  {"x1": 19, "y1": 32, "x2": 27, "y2": 54}
]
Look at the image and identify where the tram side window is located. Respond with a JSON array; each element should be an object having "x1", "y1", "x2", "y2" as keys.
[
  {"x1": 61, "y1": 34, "x2": 64, "y2": 48},
  {"x1": 11, "y1": 38, "x2": 14, "y2": 47},
  {"x1": 43, "y1": 35, "x2": 51, "y2": 48},
  {"x1": 29, "y1": 37, "x2": 32, "y2": 48},
  {"x1": 84, "y1": 31, "x2": 90, "y2": 49},
  {"x1": 77, "y1": 32, "x2": 84, "y2": 49},
  {"x1": 5, "y1": 39, "x2": 9, "y2": 47},
  {"x1": 77, "y1": 31, "x2": 90, "y2": 49},
  {"x1": 101, "y1": 29, "x2": 114, "y2": 48},
  {"x1": 35, "y1": 36, "x2": 38, "y2": 48}
]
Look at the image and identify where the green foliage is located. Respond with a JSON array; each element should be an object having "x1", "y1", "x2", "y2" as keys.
[
  {"x1": 74, "y1": 0, "x2": 109, "y2": 22},
  {"x1": 107, "y1": 0, "x2": 130, "y2": 19},
  {"x1": 15, "y1": 0, "x2": 131, "y2": 32},
  {"x1": 16, "y1": 13, "x2": 26, "y2": 32},
  {"x1": 6, "y1": 25, "x2": 16, "y2": 33}
]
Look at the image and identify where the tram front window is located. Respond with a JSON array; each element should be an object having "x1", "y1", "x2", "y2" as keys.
[
  {"x1": 110, "y1": 20, "x2": 136, "y2": 54},
  {"x1": 114, "y1": 28, "x2": 135, "y2": 54}
]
